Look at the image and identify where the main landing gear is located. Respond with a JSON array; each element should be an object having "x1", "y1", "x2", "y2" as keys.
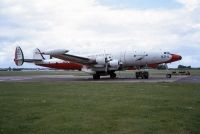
[
  {"x1": 93, "y1": 74, "x2": 100, "y2": 80},
  {"x1": 135, "y1": 71, "x2": 149, "y2": 79},
  {"x1": 135, "y1": 64, "x2": 149, "y2": 79},
  {"x1": 110, "y1": 72, "x2": 117, "y2": 79},
  {"x1": 166, "y1": 73, "x2": 172, "y2": 78},
  {"x1": 93, "y1": 71, "x2": 117, "y2": 80}
]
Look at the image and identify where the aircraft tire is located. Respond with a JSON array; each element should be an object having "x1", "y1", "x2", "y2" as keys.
[
  {"x1": 166, "y1": 74, "x2": 171, "y2": 78},
  {"x1": 144, "y1": 72, "x2": 149, "y2": 79},
  {"x1": 136, "y1": 71, "x2": 149, "y2": 79},
  {"x1": 110, "y1": 72, "x2": 117, "y2": 79},
  {"x1": 93, "y1": 74, "x2": 100, "y2": 80}
]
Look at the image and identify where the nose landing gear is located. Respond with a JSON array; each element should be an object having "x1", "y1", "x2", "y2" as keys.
[{"x1": 165, "y1": 63, "x2": 172, "y2": 78}]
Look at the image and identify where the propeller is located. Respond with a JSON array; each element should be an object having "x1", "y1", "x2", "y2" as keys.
[
  {"x1": 103, "y1": 50, "x2": 111, "y2": 73},
  {"x1": 105, "y1": 57, "x2": 109, "y2": 73},
  {"x1": 105, "y1": 56, "x2": 112, "y2": 73}
]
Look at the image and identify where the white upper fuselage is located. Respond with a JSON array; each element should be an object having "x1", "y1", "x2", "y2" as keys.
[{"x1": 86, "y1": 51, "x2": 171, "y2": 67}]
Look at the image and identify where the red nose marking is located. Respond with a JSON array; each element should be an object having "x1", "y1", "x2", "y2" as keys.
[{"x1": 171, "y1": 54, "x2": 182, "y2": 62}]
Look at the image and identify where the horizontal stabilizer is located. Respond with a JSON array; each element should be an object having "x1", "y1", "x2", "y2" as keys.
[{"x1": 14, "y1": 46, "x2": 43, "y2": 66}]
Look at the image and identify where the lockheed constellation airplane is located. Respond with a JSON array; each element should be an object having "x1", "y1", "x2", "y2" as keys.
[{"x1": 14, "y1": 46, "x2": 182, "y2": 79}]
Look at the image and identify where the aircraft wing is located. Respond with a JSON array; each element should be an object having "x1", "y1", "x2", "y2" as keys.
[
  {"x1": 41, "y1": 49, "x2": 95, "y2": 65},
  {"x1": 53, "y1": 53, "x2": 95, "y2": 65}
]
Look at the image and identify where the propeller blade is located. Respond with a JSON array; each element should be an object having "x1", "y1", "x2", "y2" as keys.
[{"x1": 105, "y1": 57, "x2": 108, "y2": 72}]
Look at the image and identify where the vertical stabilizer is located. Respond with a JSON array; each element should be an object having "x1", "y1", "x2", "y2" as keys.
[
  {"x1": 14, "y1": 46, "x2": 24, "y2": 66},
  {"x1": 33, "y1": 48, "x2": 45, "y2": 60}
]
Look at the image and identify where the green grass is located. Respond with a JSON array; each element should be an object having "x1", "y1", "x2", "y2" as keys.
[{"x1": 0, "y1": 82, "x2": 200, "y2": 134}]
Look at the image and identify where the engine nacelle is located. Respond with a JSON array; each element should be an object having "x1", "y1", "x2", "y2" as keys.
[
  {"x1": 95, "y1": 57, "x2": 106, "y2": 65},
  {"x1": 43, "y1": 49, "x2": 69, "y2": 55},
  {"x1": 109, "y1": 60, "x2": 120, "y2": 68},
  {"x1": 94, "y1": 57, "x2": 123, "y2": 70}
]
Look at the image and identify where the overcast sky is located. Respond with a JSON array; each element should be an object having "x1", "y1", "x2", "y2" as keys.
[{"x1": 0, "y1": 0, "x2": 200, "y2": 68}]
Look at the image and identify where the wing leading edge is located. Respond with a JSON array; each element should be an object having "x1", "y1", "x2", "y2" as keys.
[{"x1": 52, "y1": 53, "x2": 95, "y2": 65}]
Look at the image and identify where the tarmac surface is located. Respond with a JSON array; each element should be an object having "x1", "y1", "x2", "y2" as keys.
[
  {"x1": 0, "y1": 75, "x2": 199, "y2": 83},
  {"x1": 176, "y1": 76, "x2": 200, "y2": 83}
]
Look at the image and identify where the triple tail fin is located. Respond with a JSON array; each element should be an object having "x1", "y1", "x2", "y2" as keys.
[
  {"x1": 14, "y1": 46, "x2": 44, "y2": 66},
  {"x1": 14, "y1": 46, "x2": 24, "y2": 66}
]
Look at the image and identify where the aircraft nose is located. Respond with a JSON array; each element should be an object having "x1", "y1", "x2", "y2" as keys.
[
  {"x1": 171, "y1": 54, "x2": 182, "y2": 62},
  {"x1": 179, "y1": 55, "x2": 182, "y2": 60}
]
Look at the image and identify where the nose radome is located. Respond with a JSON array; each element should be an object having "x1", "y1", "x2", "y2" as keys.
[
  {"x1": 171, "y1": 54, "x2": 182, "y2": 62},
  {"x1": 179, "y1": 55, "x2": 182, "y2": 60}
]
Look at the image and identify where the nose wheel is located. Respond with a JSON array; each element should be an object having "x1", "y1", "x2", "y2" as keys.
[
  {"x1": 165, "y1": 64, "x2": 172, "y2": 78},
  {"x1": 166, "y1": 74, "x2": 171, "y2": 78}
]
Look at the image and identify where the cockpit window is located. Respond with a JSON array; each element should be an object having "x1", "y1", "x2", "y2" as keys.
[{"x1": 164, "y1": 52, "x2": 170, "y2": 54}]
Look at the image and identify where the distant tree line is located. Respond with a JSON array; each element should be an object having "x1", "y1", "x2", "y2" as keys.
[
  {"x1": 178, "y1": 65, "x2": 191, "y2": 69},
  {"x1": 0, "y1": 67, "x2": 50, "y2": 71},
  {"x1": 157, "y1": 64, "x2": 196, "y2": 70},
  {"x1": 157, "y1": 64, "x2": 167, "y2": 70}
]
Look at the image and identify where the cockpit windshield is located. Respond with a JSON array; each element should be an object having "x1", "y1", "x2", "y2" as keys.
[{"x1": 164, "y1": 52, "x2": 171, "y2": 54}]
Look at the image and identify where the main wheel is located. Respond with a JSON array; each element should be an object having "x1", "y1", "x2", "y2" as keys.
[
  {"x1": 93, "y1": 74, "x2": 100, "y2": 80},
  {"x1": 144, "y1": 72, "x2": 149, "y2": 79},
  {"x1": 110, "y1": 73, "x2": 117, "y2": 79},
  {"x1": 136, "y1": 72, "x2": 140, "y2": 79}
]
